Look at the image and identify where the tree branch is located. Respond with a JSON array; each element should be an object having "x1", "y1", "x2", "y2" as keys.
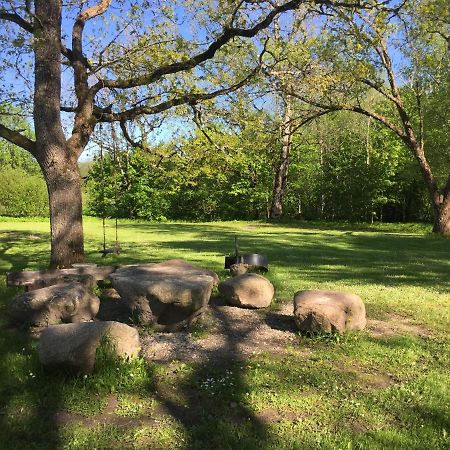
[
  {"x1": 91, "y1": 0, "x2": 328, "y2": 92},
  {"x1": 72, "y1": 0, "x2": 112, "y2": 97},
  {"x1": 0, "y1": 123, "x2": 36, "y2": 155},
  {"x1": 359, "y1": 77, "x2": 402, "y2": 106},
  {"x1": 96, "y1": 66, "x2": 258, "y2": 122},
  {"x1": 119, "y1": 120, "x2": 177, "y2": 168},
  {"x1": 291, "y1": 109, "x2": 334, "y2": 133},
  {"x1": 288, "y1": 92, "x2": 408, "y2": 142},
  {"x1": 0, "y1": 10, "x2": 34, "y2": 32},
  {"x1": 191, "y1": 105, "x2": 224, "y2": 152}
]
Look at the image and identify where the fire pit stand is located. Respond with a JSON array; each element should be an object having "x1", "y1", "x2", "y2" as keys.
[{"x1": 224, "y1": 237, "x2": 268, "y2": 272}]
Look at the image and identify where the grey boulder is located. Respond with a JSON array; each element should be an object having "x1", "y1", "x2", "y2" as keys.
[
  {"x1": 9, "y1": 282, "x2": 100, "y2": 328},
  {"x1": 27, "y1": 274, "x2": 97, "y2": 291},
  {"x1": 38, "y1": 321, "x2": 140, "y2": 374},
  {"x1": 219, "y1": 273, "x2": 274, "y2": 308},
  {"x1": 109, "y1": 259, "x2": 218, "y2": 331},
  {"x1": 293, "y1": 290, "x2": 366, "y2": 333}
]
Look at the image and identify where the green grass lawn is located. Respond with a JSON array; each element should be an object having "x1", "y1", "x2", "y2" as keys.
[{"x1": 0, "y1": 217, "x2": 449, "y2": 449}]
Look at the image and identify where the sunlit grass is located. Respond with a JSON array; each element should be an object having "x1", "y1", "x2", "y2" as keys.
[{"x1": 0, "y1": 217, "x2": 449, "y2": 449}]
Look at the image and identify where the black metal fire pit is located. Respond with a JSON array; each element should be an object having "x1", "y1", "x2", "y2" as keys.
[{"x1": 224, "y1": 237, "x2": 268, "y2": 272}]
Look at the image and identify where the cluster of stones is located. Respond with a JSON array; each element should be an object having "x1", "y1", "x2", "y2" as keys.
[
  {"x1": 219, "y1": 266, "x2": 366, "y2": 335},
  {"x1": 8, "y1": 258, "x2": 366, "y2": 373},
  {"x1": 8, "y1": 259, "x2": 219, "y2": 373}
]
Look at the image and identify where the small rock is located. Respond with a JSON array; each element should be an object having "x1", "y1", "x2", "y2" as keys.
[
  {"x1": 219, "y1": 274, "x2": 274, "y2": 308},
  {"x1": 9, "y1": 282, "x2": 100, "y2": 329},
  {"x1": 38, "y1": 321, "x2": 140, "y2": 374},
  {"x1": 229, "y1": 263, "x2": 249, "y2": 276},
  {"x1": 293, "y1": 290, "x2": 366, "y2": 333},
  {"x1": 229, "y1": 264, "x2": 264, "y2": 276}
]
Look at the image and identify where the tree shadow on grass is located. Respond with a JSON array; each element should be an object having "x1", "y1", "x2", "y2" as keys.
[
  {"x1": 0, "y1": 223, "x2": 448, "y2": 447},
  {"x1": 0, "y1": 300, "x2": 448, "y2": 448},
  {"x1": 0, "y1": 231, "x2": 49, "y2": 273},
  {"x1": 142, "y1": 306, "x2": 272, "y2": 449},
  {"x1": 0, "y1": 327, "x2": 62, "y2": 450},
  {"x1": 115, "y1": 224, "x2": 450, "y2": 291}
]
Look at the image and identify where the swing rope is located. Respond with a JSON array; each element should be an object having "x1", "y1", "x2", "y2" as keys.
[
  {"x1": 99, "y1": 123, "x2": 107, "y2": 252},
  {"x1": 111, "y1": 123, "x2": 121, "y2": 253},
  {"x1": 98, "y1": 122, "x2": 121, "y2": 256}
]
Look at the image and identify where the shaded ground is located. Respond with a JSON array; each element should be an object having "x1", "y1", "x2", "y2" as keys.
[
  {"x1": 138, "y1": 300, "x2": 432, "y2": 364},
  {"x1": 141, "y1": 301, "x2": 299, "y2": 364},
  {"x1": 46, "y1": 305, "x2": 432, "y2": 431}
]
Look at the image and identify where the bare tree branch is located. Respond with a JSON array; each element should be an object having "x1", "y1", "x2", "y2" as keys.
[
  {"x1": 0, "y1": 123, "x2": 36, "y2": 154},
  {"x1": 191, "y1": 105, "x2": 224, "y2": 152},
  {"x1": 0, "y1": 10, "x2": 34, "y2": 32}
]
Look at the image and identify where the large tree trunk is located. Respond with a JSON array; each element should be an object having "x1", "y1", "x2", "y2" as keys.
[
  {"x1": 41, "y1": 154, "x2": 85, "y2": 267},
  {"x1": 34, "y1": 0, "x2": 85, "y2": 267},
  {"x1": 432, "y1": 194, "x2": 450, "y2": 234},
  {"x1": 270, "y1": 94, "x2": 293, "y2": 219}
]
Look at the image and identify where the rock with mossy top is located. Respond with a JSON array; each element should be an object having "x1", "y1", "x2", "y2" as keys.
[
  {"x1": 27, "y1": 273, "x2": 97, "y2": 291},
  {"x1": 38, "y1": 321, "x2": 140, "y2": 374},
  {"x1": 293, "y1": 290, "x2": 366, "y2": 334}
]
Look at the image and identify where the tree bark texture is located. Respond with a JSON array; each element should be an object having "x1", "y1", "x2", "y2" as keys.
[
  {"x1": 410, "y1": 142, "x2": 450, "y2": 235},
  {"x1": 432, "y1": 192, "x2": 450, "y2": 234},
  {"x1": 34, "y1": 0, "x2": 84, "y2": 267},
  {"x1": 270, "y1": 94, "x2": 293, "y2": 219},
  {"x1": 40, "y1": 154, "x2": 85, "y2": 268}
]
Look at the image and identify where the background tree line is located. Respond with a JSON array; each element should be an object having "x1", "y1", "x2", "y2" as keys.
[
  {"x1": 1, "y1": 0, "x2": 448, "y2": 267},
  {"x1": 84, "y1": 102, "x2": 434, "y2": 223},
  {"x1": 1, "y1": 83, "x2": 441, "y2": 224},
  {"x1": 0, "y1": 108, "x2": 48, "y2": 217}
]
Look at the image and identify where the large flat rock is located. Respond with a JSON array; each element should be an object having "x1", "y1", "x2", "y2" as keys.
[{"x1": 109, "y1": 259, "x2": 218, "y2": 331}]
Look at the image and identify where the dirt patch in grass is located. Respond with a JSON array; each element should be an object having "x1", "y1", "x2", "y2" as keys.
[
  {"x1": 255, "y1": 408, "x2": 310, "y2": 424},
  {"x1": 347, "y1": 419, "x2": 375, "y2": 433},
  {"x1": 141, "y1": 301, "x2": 302, "y2": 364},
  {"x1": 335, "y1": 362, "x2": 395, "y2": 391},
  {"x1": 52, "y1": 395, "x2": 158, "y2": 428},
  {"x1": 141, "y1": 304, "x2": 434, "y2": 364},
  {"x1": 367, "y1": 314, "x2": 432, "y2": 338}
]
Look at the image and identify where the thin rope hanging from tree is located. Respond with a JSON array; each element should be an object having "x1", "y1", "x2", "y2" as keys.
[{"x1": 98, "y1": 122, "x2": 121, "y2": 257}]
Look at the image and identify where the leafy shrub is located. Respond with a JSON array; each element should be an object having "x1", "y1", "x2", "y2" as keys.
[{"x1": 0, "y1": 167, "x2": 48, "y2": 217}]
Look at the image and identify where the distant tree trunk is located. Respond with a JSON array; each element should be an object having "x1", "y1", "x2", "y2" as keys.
[
  {"x1": 34, "y1": 0, "x2": 84, "y2": 267},
  {"x1": 410, "y1": 142, "x2": 450, "y2": 235},
  {"x1": 270, "y1": 94, "x2": 293, "y2": 219},
  {"x1": 432, "y1": 193, "x2": 450, "y2": 234}
]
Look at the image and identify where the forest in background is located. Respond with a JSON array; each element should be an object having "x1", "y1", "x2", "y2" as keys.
[
  {"x1": 0, "y1": 110, "x2": 436, "y2": 224},
  {"x1": 0, "y1": 0, "x2": 448, "y2": 229},
  {"x1": 1, "y1": 93, "x2": 445, "y2": 224}
]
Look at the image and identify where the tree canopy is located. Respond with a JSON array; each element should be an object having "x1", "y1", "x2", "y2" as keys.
[{"x1": 0, "y1": 0, "x2": 448, "y2": 267}]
